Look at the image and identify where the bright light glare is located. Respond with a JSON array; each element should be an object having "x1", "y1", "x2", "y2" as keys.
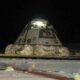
[
  {"x1": 31, "y1": 19, "x2": 47, "y2": 28},
  {"x1": 33, "y1": 21, "x2": 46, "y2": 27}
]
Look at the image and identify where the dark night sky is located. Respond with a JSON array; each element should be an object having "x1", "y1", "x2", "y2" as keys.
[{"x1": 0, "y1": 1, "x2": 80, "y2": 51}]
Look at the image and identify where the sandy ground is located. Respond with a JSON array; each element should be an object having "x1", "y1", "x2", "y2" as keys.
[
  {"x1": 0, "y1": 58, "x2": 80, "y2": 80},
  {"x1": 0, "y1": 71, "x2": 57, "y2": 80}
]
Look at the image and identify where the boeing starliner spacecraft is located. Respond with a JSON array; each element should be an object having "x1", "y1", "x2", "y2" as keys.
[
  {"x1": 5, "y1": 18, "x2": 70, "y2": 56},
  {"x1": 15, "y1": 18, "x2": 62, "y2": 46}
]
